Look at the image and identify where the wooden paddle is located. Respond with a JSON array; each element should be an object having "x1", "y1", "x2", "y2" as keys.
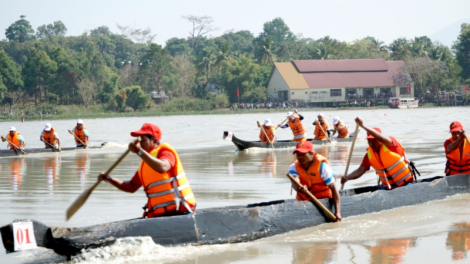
[
  {"x1": 42, "y1": 140, "x2": 59, "y2": 152},
  {"x1": 68, "y1": 129, "x2": 87, "y2": 148},
  {"x1": 275, "y1": 117, "x2": 289, "y2": 130},
  {"x1": 340, "y1": 123, "x2": 359, "y2": 191},
  {"x1": 257, "y1": 121, "x2": 274, "y2": 149},
  {"x1": 2, "y1": 137, "x2": 27, "y2": 155},
  {"x1": 66, "y1": 137, "x2": 140, "y2": 220},
  {"x1": 287, "y1": 173, "x2": 337, "y2": 221},
  {"x1": 315, "y1": 119, "x2": 332, "y2": 143}
]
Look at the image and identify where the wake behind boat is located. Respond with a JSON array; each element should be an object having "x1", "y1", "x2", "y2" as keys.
[
  {"x1": 1, "y1": 174, "x2": 467, "y2": 258},
  {"x1": 224, "y1": 131, "x2": 355, "y2": 151},
  {"x1": 0, "y1": 142, "x2": 107, "y2": 157}
]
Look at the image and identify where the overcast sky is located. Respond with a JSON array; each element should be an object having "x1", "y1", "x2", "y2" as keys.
[{"x1": 1, "y1": 0, "x2": 470, "y2": 47}]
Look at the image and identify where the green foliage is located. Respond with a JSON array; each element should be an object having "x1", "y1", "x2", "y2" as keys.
[
  {"x1": 22, "y1": 48, "x2": 58, "y2": 102},
  {"x1": 0, "y1": 48, "x2": 23, "y2": 91},
  {"x1": 165, "y1": 38, "x2": 190, "y2": 56},
  {"x1": 241, "y1": 86, "x2": 267, "y2": 102},
  {"x1": 122, "y1": 85, "x2": 150, "y2": 110},
  {"x1": 36, "y1": 21, "x2": 67, "y2": 39},
  {"x1": 139, "y1": 43, "x2": 176, "y2": 93},
  {"x1": 162, "y1": 97, "x2": 212, "y2": 112},
  {"x1": 453, "y1": 23, "x2": 470, "y2": 80},
  {"x1": 0, "y1": 75, "x2": 6, "y2": 100},
  {"x1": 5, "y1": 15, "x2": 35, "y2": 43}
]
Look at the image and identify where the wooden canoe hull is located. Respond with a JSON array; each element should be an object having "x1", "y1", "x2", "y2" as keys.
[
  {"x1": 1, "y1": 174, "x2": 468, "y2": 257},
  {"x1": 224, "y1": 131, "x2": 355, "y2": 151},
  {"x1": 0, "y1": 143, "x2": 107, "y2": 157}
]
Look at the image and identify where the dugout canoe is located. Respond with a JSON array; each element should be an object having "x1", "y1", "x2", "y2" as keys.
[
  {"x1": 0, "y1": 142, "x2": 108, "y2": 157},
  {"x1": 223, "y1": 131, "x2": 355, "y2": 151},
  {"x1": 2, "y1": 174, "x2": 469, "y2": 258}
]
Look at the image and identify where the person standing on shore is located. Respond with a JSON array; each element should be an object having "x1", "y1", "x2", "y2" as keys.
[
  {"x1": 444, "y1": 121, "x2": 470, "y2": 176},
  {"x1": 278, "y1": 109, "x2": 307, "y2": 142},
  {"x1": 40, "y1": 123, "x2": 61, "y2": 152},
  {"x1": 1, "y1": 127, "x2": 25, "y2": 150}
]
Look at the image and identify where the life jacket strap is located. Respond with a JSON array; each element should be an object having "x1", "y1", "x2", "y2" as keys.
[{"x1": 145, "y1": 172, "x2": 186, "y2": 191}]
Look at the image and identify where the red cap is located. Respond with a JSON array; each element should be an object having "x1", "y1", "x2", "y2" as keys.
[
  {"x1": 449, "y1": 121, "x2": 463, "y2": 133},
  {"x1": 366, "y1": 127, "x2": 382, "y2": 139},
  {"x1": 293, "y1": 141, "x2": 313, "y2": 154},
  {"x1": 130, "y1": 123, "x2": 162, "y2": 139}
]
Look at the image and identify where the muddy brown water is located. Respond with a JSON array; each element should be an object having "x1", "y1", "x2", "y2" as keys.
[{"x1": 1, "y1": 107, "x2": 469, "y2": 263}]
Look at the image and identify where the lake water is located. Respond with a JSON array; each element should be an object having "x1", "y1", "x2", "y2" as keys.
[{"x1": 0, "y1": 106, "x2": 469, "y2": 264}]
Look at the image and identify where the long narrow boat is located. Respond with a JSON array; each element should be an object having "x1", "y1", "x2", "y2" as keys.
[
  {"x1": 224, "y1": 131, "x2": 355, "y2": 151},
  {"x1": 0, "y1": 142, "x2": 108, "y2": 157},
  {"x1": 1, "y1": 174, "x2": 468, "y2": 258}
]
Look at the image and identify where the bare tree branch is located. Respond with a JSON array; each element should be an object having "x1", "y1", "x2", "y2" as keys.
[{"x1": 182, "y1": 15, "x2": 218, "y2": 48}]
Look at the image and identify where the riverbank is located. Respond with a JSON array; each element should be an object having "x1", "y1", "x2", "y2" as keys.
[{"x1": 0, "y1": 103, "x2": 467, "y2": 122}]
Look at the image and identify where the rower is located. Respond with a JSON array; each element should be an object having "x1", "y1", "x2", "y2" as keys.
[
  {"x1": 70, "y1": 119, "x2": 89, "y2": 148},
  {"x1": 98, "y1": 123, "x2": 197, "y2": 218},
  {"x1": 313, "y1": 113, "x2": 330, "y2": 140},
  {"x1": 278, "y1": 109, "x2": 307, "y2": 142},
  {"x1": 1, "y1": 126, "x2": 26, "y2": 150},
  {"x1": 288, "y1": 141, "x2": 341, "y2": 221},
  {"x1": 259, "y1": 118, "x2": 276, "y2": 143},
  {"x1": 444, "y1": 121, "x2": 470, "y2": 176},
  {"x1": 341, "y1": 117, "x2": 416, "y2": 190},
  {"x1": 331, "y1": 116, "x2": 349, "y2": 139},
  {"x1": 40, "y1": 123, "x2": 61, "y2": 152}
]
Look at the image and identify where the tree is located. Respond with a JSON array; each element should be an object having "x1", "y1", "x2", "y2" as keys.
[
  {"x1": 0, "y1": 49, "x2": 23, "y2": 92},
  {"x1": 122, "y1": 85, "x2": 151, "y2": 110},
  {"x1": 23, "y1": 48, "x2": 58, "y2": 103},
  {"x1": 389, "y1": 38, "x2": 410, "y2": 60},
  {"x1": 182, "y1": 15, "x2": 217, "y2": 49},
  {"x1": 214, "y1": 30, "x2": 254, "y2": 55},
  {"x1": 256, "y1": 36, "x2": 278, "y2": 65},
  {"x1": 76, "y1": 78, "x2": 96, "y2": 107},
  {"x1": 165, "y1": 38, "x2": 190, "y2": 56},
  {"x1": 197, "y1": 47, "x2": 216, "y2": 81},
  {"x1": 36, "y1": 21, "x2": 67, "y2": 39},
  {"x1": 310, "y1": 36, "x2": 345, "y2": 60},
  {"x1": 116, "y1": 24, "x2": 157, "y2": 43},
  {"x1": 5, "y1": 15, "x2": 35, "y2": 43},
  {"x1": 139, "y1": 43, "x2": 175, "y2": 94},
  {"x1": 404, "y1": 57, "x2": 447, "y2": 94},
  {"x1": 172, "y1": 53, "x2": 196, "y2": 97},
  {"x1": 0, "y1": 75, "x2": 6, "y2": 100},
  {"x1": 48, "y1": 46, "x2": 80, "y2": 104},
  {"x1": 261, "y1": 18, "x2": 296, "y2": 44},
  {"x1": 453, "y1": 23, "x2": 470, "y2": 80},
  {"x1": 215, "y1": 42, "x2": 233, "y2": 66}
]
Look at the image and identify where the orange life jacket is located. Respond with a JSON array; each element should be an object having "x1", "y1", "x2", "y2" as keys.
[
  {"x1": 367, "y1": 142, "x2": 414, "y2": 189},
  {"x1": 7, "y1": 132, "x2": 22, "y2": 149},
  {"x1": 288, "y1": 117, "x2": 306, "y2": 137},
  {"x1": 74, "y1": 126, "x2": 87, "y2": 144},
  {"x1": 43, "y1": 128, "x2": 57, "y2": 146},
  {"x1": 295, "y1": 154, "x2": 332, "y2": 200},
  {"x1": 445, "y1": 137, "x2": 470, "y2": 176},
  {"x1": 314, "y1": 121, "x2": 329, "y2": 140},
  {"x1": 334, "y1": 121, "x2": 349, "y2": 138},
  {"x1": 259, "y1": 125, "x2": 275, "y2": 143},
  {"x1": 138, "y1": 143, "x2": 196, "y2": 218}
]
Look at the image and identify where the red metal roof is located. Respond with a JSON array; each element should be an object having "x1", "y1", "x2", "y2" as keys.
[
  {"x1": 291, "y1": 60, "x2": 405, "y2": 89},
  {"x1": 293, "y1": 59, "x2": 389, "y2": 73}
]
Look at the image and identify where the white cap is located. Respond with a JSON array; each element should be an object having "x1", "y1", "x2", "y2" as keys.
[
  {"x1": 264, "y1": 118, "x2": 272, "y2": 126},
  {"x1": 333, "y1": 116, "x2": 340, "y2": 125},
  {"x1": 9, "y1": 126, "x2": 16, "y2": 131},
  {"x1": 44, "y1": 123, "x2": 52, "y2": 131},
  {"x1": 77, "y1": 119, "x2": 83, "y2": 124},
  {"x1": 286, "y1": 112, "x2": 293, "y2": 117},
  {"x1": 317, "y1": 113, "x2": 325, "y2": 117}
]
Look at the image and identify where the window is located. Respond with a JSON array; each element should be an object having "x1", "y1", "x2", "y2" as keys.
[
  {"x1": 330, "y1": 89, "x2": 342, "y2": 97},
  {"x1": 400, "y1": 87, "x2": 410, "y2": 94},
  {"x1": 292, "y1": 92, "x2": 295, "y2": 95},
  {"x1": 321, "y1": 91, "x2": 327, "y2": 94},
  {"x1": 305, "y1": 92, "x2": 308, "y2": 94},
  {"x1": 311, "y1": 91, "x2": 318, "y2": 94}
]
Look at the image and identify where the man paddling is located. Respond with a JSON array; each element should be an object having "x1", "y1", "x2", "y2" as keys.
[
  {"x1": 313, "y1": 113, "x2": 330, "y2": 140},
  {"x1": 341, "y1": 118, "x2": 415, "y2": 190},
  {"x1": 1, "y1": 126, "x2": 25, "y2": 150},
  {"x1": 69, "y1": 119, "x2": 89, "y2": 148},
  {"x1": 331, "y1": 116, "x2": 349, "y2": 139},
  {"x1": 40, "y1": 123, "x2": 61, "y2": 152},
  {"x1": 278, "y1": 109, "x2": 307, "y2": 142},
  {"x1": 444, "y1": 121, "x2": 470, "y2": 176},
  {"x1": 288, "y1": 141, "x2": 341, "y2": 221},
  {"x1": 259, "y1": 118, "x2": 276, "y2": 143},
  {"x1": 98, "y1": 123, "x2": 197, "y2": 218}
]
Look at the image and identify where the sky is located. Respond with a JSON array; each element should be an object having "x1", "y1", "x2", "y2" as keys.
[{"x1": 1, "y1": 0, "x2": 470, "y2": 47}]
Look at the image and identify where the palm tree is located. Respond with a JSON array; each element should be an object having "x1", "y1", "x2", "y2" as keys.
[
  {"x1": 197, "y1": 48, "x2": 215, "y2": 82},
  {"x1": 215, "y1": 42, "x2": 233, "y2": 66},
  {"x1": 259, "y1": 36, "x2": 278, "y2": 65},
  {"x1": 389, "y1": 38, "x2": 411, "y2": 60}
]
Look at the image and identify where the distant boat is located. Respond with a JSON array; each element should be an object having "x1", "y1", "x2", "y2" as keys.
[
  {"x1": 0, "y1": 142, "x2": 107, "y2": 157},
  {"x1": 224, "y1": 132, "x2": 354, "y2": 151},
  {"x1": 388, "y1": 97, "x2": 419, "y2": 109}
]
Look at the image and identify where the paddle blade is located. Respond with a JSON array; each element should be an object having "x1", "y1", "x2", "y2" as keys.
[{"x1": 66, "y1": 181, "x2": 100, "y2": 221}]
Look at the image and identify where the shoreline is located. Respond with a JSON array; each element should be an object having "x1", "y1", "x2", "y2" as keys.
[{"x1": 0, "y1": 104, "x2": 467, "y2": 123}]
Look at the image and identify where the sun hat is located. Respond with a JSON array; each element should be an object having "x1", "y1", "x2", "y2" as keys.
[
  {"x1": 130, "y1": 123, "x2": 162, "y2": 140},
  {"x1": 44, "y1": 123, "x2": 52, "y2": 131},
  {"x1": 293, "y1": 141, "x2": 313, "y2": 154}
]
